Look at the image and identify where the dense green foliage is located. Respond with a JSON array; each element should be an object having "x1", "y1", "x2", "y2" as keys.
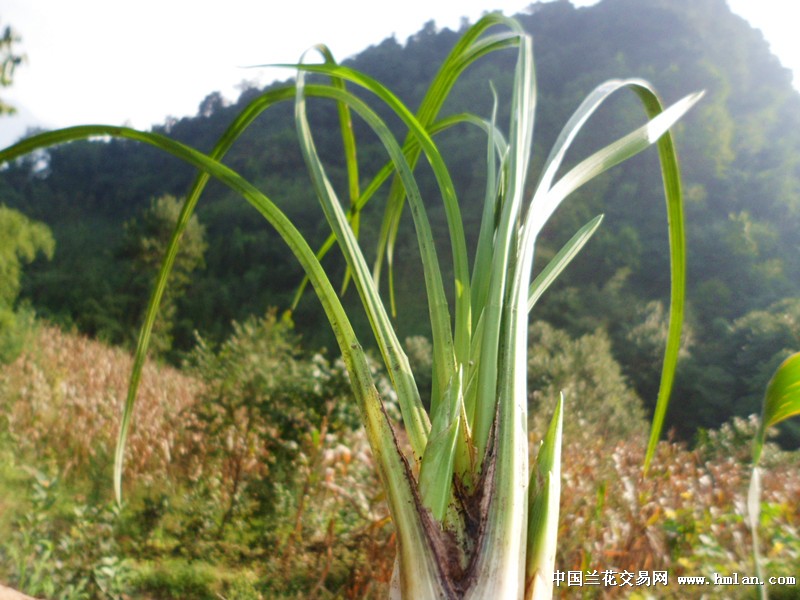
[
  {"x1": 526, "y1": 321, "x2": 647, "y2": 440},
  {"x1": 116, "y1": 194, "x2": 207, "y2": 355},
  {"x1": 0, "y1": 205, "x2": 53, "y2": 363},
  {"x1": 182, "y1": 310, "x2": 362, "y2": 538},
  {"x1": 1, "y1": 0, "x2": 799, "y2": 443}
]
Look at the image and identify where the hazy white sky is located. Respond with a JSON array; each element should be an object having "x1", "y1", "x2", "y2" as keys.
[{"x1": 0, "y1": 0, "x2": 797, "y2": 146}]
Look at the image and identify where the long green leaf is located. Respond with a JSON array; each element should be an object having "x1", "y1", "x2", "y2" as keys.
[
  {"x1": 418, "y1": 367, "x2": 464, "y2": 521},
  {"x1": 111, "y1": 85, "x2": 299, "y2": 503},
  {"x1": 0, "y1": 126, "x2": 398, "y2": 498},
  {"x1": 518, "y1": 84, "x2": 703, "y2": 472},
  {"x1": 310, "y1": 45, "x2": 362, "y2": 296},
  {"x1": 292, "y1": 111, "x2": 507, "y2": 312},
  {"x1": 471, "y1": 27, "x2": 535, "y2": 470},
  {"x1": 527, "y1": 215, "x2": 604, "y2": 312},
  {"x1": 635, "y1": 88, "x2": 700, "y2": 472},
  {"x1": 527, "y1": 89, "x2": 703, "y2": 236},
  {"x1": 753, "y1": 351, "x2": 800, "y2": 463},
  {"x1": 364, "y1": 14, "x2": 522, "y2": 373},
  {"x1": 470, "y1": 86, "x2": 506, "y2": 321},
  {"x1": 289, "y1": 61, "x2": 468, "y2": 397},
  {"x1": 525, "y1": 394, "x2": 563, "y2": 600},
  {"x1": 747, "y1": 351, "x2": 800, "y2": 600},
  {"x1": 294, "y1": 68, "x2": 433, "y2": 459},
  {"x1": 464, "y1": 31, "x2": 536, "y2": 599}
]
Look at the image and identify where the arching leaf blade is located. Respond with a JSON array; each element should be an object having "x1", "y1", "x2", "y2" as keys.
[
  {"x1": 527, "y1": 215, "x2": 604, "y2": 312},
  {"x1": 295, "y1": 73, "x2": 433, "y2": 459},
  {"x1": 525, "y1": 394, "x2": 563, "y2": 600},
  {"x1": 521, "y1": 86, "x2": 703, "y2": 474},
  {"x1": 747, "y1": 351, "x2": 800, "y2": 598},
  {"x1": 753, "y1": 351, "x2": 800, "y2": 464}
]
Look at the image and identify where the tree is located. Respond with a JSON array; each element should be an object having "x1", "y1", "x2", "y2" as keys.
[
  {"x1": 728, "y1": 299, "x2": 800, "y2": 417},
  {"x1": 0, "y1": 205, "x2": 54, "y2": 362},
  {"x1": 119, "y1": 195, "x2": 206, "y2": 356},
  {"x1": 198, "y1": 91, "x2": 225, "y2": 118},
  {"x1": 0, "y1": 21, "x2": 24, "y2": 115}
]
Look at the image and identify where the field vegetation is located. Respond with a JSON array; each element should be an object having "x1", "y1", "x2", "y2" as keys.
[{"x1": 0, "y1": 324, "x2": 797, "y2": 598}]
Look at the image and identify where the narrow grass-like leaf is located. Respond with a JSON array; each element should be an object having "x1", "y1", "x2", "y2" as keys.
[
  {"x1": 310, "y1": 45, "x2": 361, "y2": 296},
  {"x1": 114, "y1": 86, "x2": 297, "y2": 502},
  {"x1": 528, "y1": 90, "x2": 704, "y2": 236},
  {"x1": 470, "y1": 86, "x2": 506, "y2": 320},
  {"x1": 0, "y1": 126, "x2": 456, "y2": 597},
  {"x1": 527, "y1": 215, "x2": 603, "y2": 312},
  {"x1": 294, "y1": 71, "x2": 432, "y2": 459},
  {"x1": 350, "y1": 14, "x2": 523, "y2": 367},
  {"x1": 462, "y1": 34, "x2": 538, "y2": 597},
  {"x1": 418, "y1": 367, "x2": 464, "y2": 521},
  {"x1": 748, "y1": 351, "x2": 800, "y2": 599},
  {"x1": 292, "y1": 111, "x2": 507, "y2": 312},
  {"x1": 289, "y1": 62, "x2": 470, "y2": 389},
  {"x1": 289, "y1": 90, "x2": 526, "y2": 465},
  {"x1": 753, "y1": 351, "x2": 800, "y2": 463},
  {"x1": 0, "y1": 125, "x2": 406, "y2": 499},
  {"x1": 525, "y1": 394, "x2": 563, "y2": 600},
  {"x1": 12, "y1": 87, "x2": 298, "y2": 506},
  {"x1": 636, "y1": 88, "x2": 699, "y2": 473},
  {"x1": 518, "y1": 84, "x2": 703, "y2": 473},
  {"x1": 459, "y1": 94, "x2": 507, "y2": 484},
  {"x1": 471, "y1": 29, "x2": 535, "y2": 471},
  {"x1": 278, "y1": 18, "x2": 523, "y2": 376}
]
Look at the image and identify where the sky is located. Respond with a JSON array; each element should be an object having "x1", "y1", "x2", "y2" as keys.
[{"x1": 1, "y1": 0, "x2": 798, "y2": 147}]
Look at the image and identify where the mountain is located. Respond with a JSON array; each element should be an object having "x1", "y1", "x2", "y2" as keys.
[{"x1": 1, "y1": 0, "x2": 799, "y2": 443}]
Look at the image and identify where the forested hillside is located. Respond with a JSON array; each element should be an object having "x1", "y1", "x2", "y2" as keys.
[{"x1": 2, "y1": 0, "x2": 799, "y2": 443}]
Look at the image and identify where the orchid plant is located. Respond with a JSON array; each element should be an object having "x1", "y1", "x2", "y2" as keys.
[{"x1": 0, "y1": 15, "x2": 704, "y2": 599}]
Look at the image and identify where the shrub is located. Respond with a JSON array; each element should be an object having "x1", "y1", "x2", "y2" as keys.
[
  {"x1": 1, "y1": 468, "x2": 131, "y2": 600},
  {"x1": 132, "y1": 559, "x2": 217, "y2": 600},
  {"x1": 527, "y1": 321, "x2": 646, "y2": 442},
  {"x1": 182, "y1": 310, "x2": 360, "y2": 535}
]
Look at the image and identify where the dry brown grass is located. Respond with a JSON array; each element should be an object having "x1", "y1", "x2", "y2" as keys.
[
  {"x1": 550, "y1": 426, "x2": 800, "y2": 597},
  {"x1": 0, "y1": 323, "x2": 202, "y2": 486},
  {"x1": 1, "y1": 325, "x2": 797, "y2": 598}
]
